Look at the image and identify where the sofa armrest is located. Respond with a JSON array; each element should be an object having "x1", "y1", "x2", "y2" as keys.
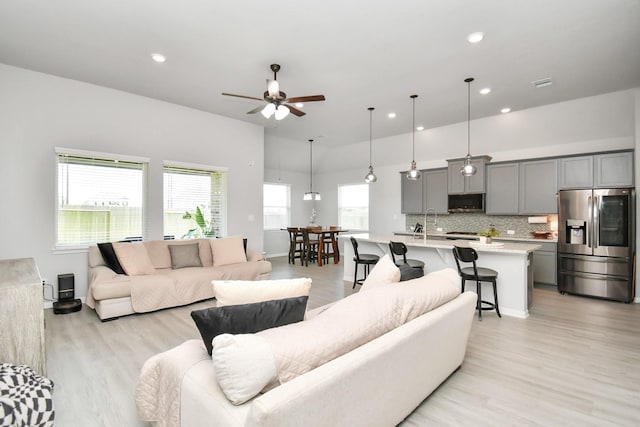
[{"x1": 246, "y1": 249, "x2": 265, "y2": 262}]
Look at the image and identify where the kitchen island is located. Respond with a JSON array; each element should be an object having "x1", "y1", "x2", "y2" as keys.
[{"x1": 345, "y1": 234, "x2": 542, "y2": 318}]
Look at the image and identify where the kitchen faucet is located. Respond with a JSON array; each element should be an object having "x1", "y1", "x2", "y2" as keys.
[{"x1": 425, "y1": 208, "x2": 437, "y2": 235}]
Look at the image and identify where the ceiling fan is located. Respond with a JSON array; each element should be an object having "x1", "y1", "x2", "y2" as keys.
[{"x1": 222, "y1": 64, "x2": 326, "y2": 120}]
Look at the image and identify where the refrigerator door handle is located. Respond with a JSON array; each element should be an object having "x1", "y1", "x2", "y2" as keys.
[
  {"x1": 587, "y1": 195, "x2": 592, "y2": 248},
  {"x1": 593, "y1": 195, "x2": 599, "y2": 248}
]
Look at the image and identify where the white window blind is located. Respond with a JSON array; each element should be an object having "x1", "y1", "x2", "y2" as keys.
[
  {"x1": 263, "y1": 183, "x2": 290, "y2": 230},
  {"x1": 163, "y1": 165, "x2": 227, "y2": 239},
  {"x1": 338, "y1": 184, "x2": 369, "y2": 231},
  {"x1": 56, "y1": 152, "x2": 146, "y2": 246}
]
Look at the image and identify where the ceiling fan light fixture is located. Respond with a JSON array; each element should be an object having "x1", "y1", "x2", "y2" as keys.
[
  {"x1": 261, "y1": 103, "x2": 276, "y2": 118},
  {"x1": 267, "y1": 79, "x2": 279, "y2": 98},
  {"x1": 274, "y1": 105, "x2": 290, "y2": 120}
]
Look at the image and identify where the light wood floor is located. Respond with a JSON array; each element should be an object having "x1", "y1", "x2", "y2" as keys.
[{"x1": 44, "y1": 257, "x2": 640, "y2": 426}]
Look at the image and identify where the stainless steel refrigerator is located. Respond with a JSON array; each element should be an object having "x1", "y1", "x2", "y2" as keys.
[{"x1": 558, "y1": 188, "x2": 635, "y2": 302}]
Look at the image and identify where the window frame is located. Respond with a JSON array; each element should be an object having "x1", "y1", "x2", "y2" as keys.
[
  {"x1": 162, "y1": 160, "x2": 228, "y2": 240},
  {"x1": 263, "y1": 182, "x2": 291, "y2": 231},
  {"x1": 54, "y1": 147, "x2": 149, "y2": 251},
  {"x1": 338, "y1": 183, "x2": 370, "y2": 231}
]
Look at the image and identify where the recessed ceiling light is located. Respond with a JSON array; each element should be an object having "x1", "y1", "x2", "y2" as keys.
[
  {"x1": 416, "y1": 126, "x2": 424, "y2": 131},
  {"x1": 151, "y1": 53, "x2": 166, "y2": 63},
  {"x1": 388, "y1": 113, "x2": 396, "y2": 119},
  {"x1": 479, "y1": 88, "x2": 491, "y2": 95},
  {"x1": 501, "y1": 107, "x2": 511, "y2": 114},
  {"x1": 295, "y1": 103, "x2": 304, "y2": 108},
  {"x1": 467, "y1": 32, "x2": 485, "y2": 43}
]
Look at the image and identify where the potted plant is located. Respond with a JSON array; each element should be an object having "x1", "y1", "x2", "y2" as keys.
[{"x1": 478, "y1": 227, "x2": 499, "y2": 244}]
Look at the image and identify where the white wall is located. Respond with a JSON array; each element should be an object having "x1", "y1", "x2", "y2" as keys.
[{"x1": 0, "y1": 64, "x2": 265, "y2": 300}]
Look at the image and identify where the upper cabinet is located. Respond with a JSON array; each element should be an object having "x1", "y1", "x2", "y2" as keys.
[
  {"x1": 558, "y1": 151, "x2": 633, "y2": 189},
  {"x1": 423, "y1": 169, "x2": 448, "y2": 214},
  {"x1": 447, "y1": 156, "x2": 489, "y2": 194},
  {"x1": 594, "y1": 152, "x2": 634, "y2": 188},
  {"x1": 519, "y1": 159, "x2": 558, "y2": 214},
  {"x1": 400, "y1": 172, "x2": 424, "y2": 214},
  {"x1": 486, "y1": 163, "x2": 519, "y2": 214}
]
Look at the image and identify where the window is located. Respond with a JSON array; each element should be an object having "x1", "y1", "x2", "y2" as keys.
[
  {"x1": 338, "y1": 184, "x2": 369, "y2": 230},
  {"x1": 56, "y1": 149, "x2": 147, "y2": 247},
  {"x1": 263, "y1": 183, "x2": 290, "y2": 230},
  {"x1": 163, "y1": 163, "x2": 228, "y2": 239}
]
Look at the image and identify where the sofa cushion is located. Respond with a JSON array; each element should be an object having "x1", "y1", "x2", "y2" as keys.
[
  {"x1": 144, "y1": 239, "x2": 213, "y2": 269},
  {"x1": 112, "y1": 242, "x2": 156, "y2": 275},
  {"x1": 192, "y1": 296, "x2": 308, "y2": 355},
  {"x1": 210, "y1": 236, "x2": 247, "y2": 266},
  {"x1": 210, "y1": 334, "x2": 277, "y2": 405},
  {"x1": 360, "y1": 254, "x2": 400, "y2": 291},
  {"x1": 168, "y1": 243, "x2": 202, "y2": 269},
  {"x1": 213, "y1": 278, "x2": 312, "y2": 307},
  {"x1": 97, "y1": 242, "x2": 126, "y2": 275}
]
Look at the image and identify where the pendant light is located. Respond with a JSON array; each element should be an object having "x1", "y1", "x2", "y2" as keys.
[
  {"x1": 461, "y1": 77, "x2": 477, "y2": 176},
  {"x1": 364, "y1": 107, "x2": 377, "y2": 183},
  {"x1": 303, "y1": 139, "x2": 321, "y2": 201},
  {"x1": 406, "y1": 94, "x2": 421, "y2": 180}
]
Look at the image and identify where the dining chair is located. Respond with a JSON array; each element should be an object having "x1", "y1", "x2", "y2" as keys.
[
  {"x1": 350, "y1": 237, "x2": 380, "y2": 288},
  {"x1": 452, "y1": 246, "x2": 500, "y2": 320},
  {"x1": 301, "y1": 228, "x2": 320, "y2": 266},
  {"x1": 286, "y1": 227, "x2": 304, "y2": 265},
  {"x1": 321, "y1": 226, "x2": 340, "y2": 265}
]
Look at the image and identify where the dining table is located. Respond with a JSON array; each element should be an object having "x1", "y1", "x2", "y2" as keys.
[{"x1": 283, "y1": 227, "x2": 349, "y2": 266}]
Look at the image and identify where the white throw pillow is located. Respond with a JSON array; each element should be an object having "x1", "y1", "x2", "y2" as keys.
[
  {"x1": 213, "y1": 278, "x2": 312, "y2": 307},
  {"x1": 211, "y1": 333, "x2": 278, "y2": 405},
  {"x1": 112, "y1": 242, "x2": 156, "y2": 275},
  {"x1": 360, "y1": 254, "x2": 400, "y2": 291},
  {"x1": 210, "y1": 236, "x2": 247, "y2": 267}
]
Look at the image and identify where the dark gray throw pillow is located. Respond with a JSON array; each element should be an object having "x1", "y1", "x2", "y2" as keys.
[
  {"x1": 168, "y1": 243, "x2": 202, "y2": 269},
  {"x1": 191, "y1": 296, "x2": 308, "y2": 355},
  {"x1": 97, "y1": 242, "x2": 126, "y2": 275}
]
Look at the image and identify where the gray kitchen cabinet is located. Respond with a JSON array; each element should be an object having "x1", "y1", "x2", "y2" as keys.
[
  {"x1": 400, "y1": 172, "x2": 424, "y2": 214},
  {"x1": 532, "y1": 241, "x2": 557, "y2": 285},
  {"x1": 594, "y1": 151, "x2": 634, "y2": 188},
  {"x1": 486, "y1": 163, "x2": 519, "y2": 214},
  {"x1": 558, "y1": 156, "x2": 593, "y2": 189},
  {"x1": 423, "y1": 168, "x2": 448, "y2": 214},
  {"x1": 447, "y1": 156, "x2": 488, "y2": 194},
  {"x1": 519, "y1": 159, "x2": 558, "y2": 214}
]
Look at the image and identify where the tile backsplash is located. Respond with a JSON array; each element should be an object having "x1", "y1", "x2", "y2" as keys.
[{"x1": 405, "y1": 213, "x2": 558, "y2": 239}]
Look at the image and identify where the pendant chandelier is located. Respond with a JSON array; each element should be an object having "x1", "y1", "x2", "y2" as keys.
[
  {"x1": 364, "y1": 107, "x2": 377, "y2": 183},
  {"x1": 461, "y1": 77, "x2": 477, "y2": 176},
  {"x1": 303, "y1": 139, "x2": 321, "y2": 201},
  {"x1": 406, "y1": 94, "x2": 420, "y2": 180}
]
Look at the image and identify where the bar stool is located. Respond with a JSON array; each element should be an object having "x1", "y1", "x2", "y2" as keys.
[
  {"x1": 301, "y1": 228, "x2": 320, "y2": 266},
  {"x1": 350, "y1": 237, "x2": 380, "y2": 288},
  {"x1": 452, "y1": 246, "x2": 501, "y2": 320},
  {"x1": 286, "y1": 227, "x2": 304, "y2": 265},
  {"x1": 389, "y1": 241, "x2": 425, "y2": 273}
]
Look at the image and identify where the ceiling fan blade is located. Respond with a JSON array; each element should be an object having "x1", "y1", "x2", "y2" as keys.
[
  {"x1": 247, "y1": 105, "x2": 266, "y2": 115},
  {"x1": 284, "y1": 104, "x2": 306, "y2": 117},
  {"x1": 285, "y1": 95, "x2": 326, "y2": 103},
  {"x1": 266, "y1": 79, "x2": 280, "y2": 98},
  {"x1": 222, "y1": 92, "x2": 264, "y2": 101}
]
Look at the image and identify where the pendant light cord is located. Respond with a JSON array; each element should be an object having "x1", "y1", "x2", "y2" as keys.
[
  {"x1": 309, "y1": 139, "x2": 313, "y2": 192},
  {"x1": 369, "y1": 107, "x2": 374, "y2": 166},
  {"x1": 467, "y1": 80, "x2": 471, "y2": 156},
  {"x1": 411, "y1": 94, "x2": 417, "y2": 161}
]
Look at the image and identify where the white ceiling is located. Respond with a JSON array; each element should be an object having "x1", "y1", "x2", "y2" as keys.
[{"x1": 1, "y1": 0, "x2": 639, "y2": 149}]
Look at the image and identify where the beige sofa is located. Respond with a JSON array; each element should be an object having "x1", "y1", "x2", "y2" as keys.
[
  {"x1": 136, "y1": 269, "x2": 477, "y2": 427},
  {"x1": 87, "y1": 238, "x2": 272, "y2": 320}
]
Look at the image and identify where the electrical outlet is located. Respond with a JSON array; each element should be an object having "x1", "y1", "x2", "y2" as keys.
[
  {"x1": 507, "y1": 230, "x2": 515, "y2": 235},
  {"x1": 436, "y1": 227, "x2": 443, "y2": 232}
]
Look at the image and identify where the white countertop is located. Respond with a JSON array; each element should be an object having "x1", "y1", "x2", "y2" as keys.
[
  {"x1": 352, "y1": 233, "x2": 542, "y2": 254},
  {"x1": 393, "y1": 231, "x2": 557, "y2": 244}
]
